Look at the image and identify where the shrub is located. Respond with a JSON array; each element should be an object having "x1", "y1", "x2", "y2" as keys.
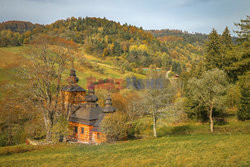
[{"x1": 100, "y1": 111, "x2": 129, "y2": 142}]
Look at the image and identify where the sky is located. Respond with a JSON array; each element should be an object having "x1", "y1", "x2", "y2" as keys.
[{"x1": 0, "y1": 0, "x2": 249, "y2": 34}]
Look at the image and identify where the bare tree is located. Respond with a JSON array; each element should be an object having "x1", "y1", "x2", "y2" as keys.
[{"x1": 24, "y1": 35, "x2": 75, "y2": 141}]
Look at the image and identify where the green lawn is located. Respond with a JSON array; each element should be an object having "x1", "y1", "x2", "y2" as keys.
[{"x1": 0, "y1": 133, "x2": 249, "y2": 167}]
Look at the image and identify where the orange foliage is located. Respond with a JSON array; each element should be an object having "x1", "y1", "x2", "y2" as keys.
[{"x1": 157, "y1": 36, "x2": 183, "y2": 42}]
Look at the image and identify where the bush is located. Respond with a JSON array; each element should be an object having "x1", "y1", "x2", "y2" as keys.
[
  {"x1": 0, "y1": 133, "x2": 8, "y2": 147},
  {"x1": 51, "y1": 117, "x2": 70, "y2": 143},
  {"x1": 100, "y1": 111, "x2": 129, "y2": 142}
]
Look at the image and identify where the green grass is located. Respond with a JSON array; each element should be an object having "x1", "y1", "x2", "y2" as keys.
[
  {"x1": 0, "y1": 134, "x2": 249, "y2": 167},
  {"x1": 156, "y1": 121, "x2": 250, "y2": 137},
  {"x1": 0, "y1": 46, "x2": 25, "y2": 54},
  {"x1": 0, "y1": 47, "x2": 27, "y2": 98}
]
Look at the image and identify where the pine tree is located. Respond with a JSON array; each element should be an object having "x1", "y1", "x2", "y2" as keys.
[
  {"x1": 237, "y1": 72, "x2": 250, "y2": 120},
  {"x1": 205, "y1": 29, "x2": 222, "y2": 69},
  {"x1": 219, "y1": 27, "x2": 233, "y2": 71},
  {"x1": 234, "y1": 15, "x2": 250, "y2": 42},
  {"x1": 224, "y1": 16, "x2": 250, "y2": 82},
  {"x1": 232, "y1": 16, "x2": 250, "y2": 120},
  {"x1": 221, "y1": 27, "x2": 233, "y2": 50}
]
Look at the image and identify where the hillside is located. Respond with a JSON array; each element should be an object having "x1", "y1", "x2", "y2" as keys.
[
  {"x1": 0, "y1": 17, "x2": 206, "y2": 73},
  {"x1": 0, "y1": 46, "x2": 144, "y2": 99},
  {"x1": 44, "y1": 17, "x2": 206, "y2": 71}
]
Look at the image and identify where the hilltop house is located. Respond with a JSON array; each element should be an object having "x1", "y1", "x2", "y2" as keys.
[{"x1": 61, "y1": 69, "x2": 116, "y2": 144}]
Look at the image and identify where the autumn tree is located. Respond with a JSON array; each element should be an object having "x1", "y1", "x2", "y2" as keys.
[
  {"x1": 100, "y1": 111, "x2": 129, "y2": 142},
  {"x1": 0, "y1": 30, "x2": 23, "y2": 47},
  {"x1": 24, "y1": 35, "x2": 74, "y2": 141},
  {"x1": 187, "y1": 69, "x2": 229, "y2": 132},
  {"x1": 0, "y1": 70, "x2": 44, "y2": 146}
]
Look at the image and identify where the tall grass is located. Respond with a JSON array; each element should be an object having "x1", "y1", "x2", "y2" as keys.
[{"x1": 0, "y1": 134, "x2": 249, "y2": 167}]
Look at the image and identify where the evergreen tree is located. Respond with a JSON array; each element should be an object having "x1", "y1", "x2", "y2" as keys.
[
  {"x1": 224, "y1": 16, "x2": 250, "y2": 82},
  {"x1": 220, "y1": 27, "x2": 233, "y2": 72},
  {"x1": 237, "y1": 72, "x2": 250, "y2": 120},
  {"x1": 234, "y1": 15, "x2": 250, "y2": 42},
  {"x1": 221, "y1": 27, "x2": 233, "y2": 50},
  {"x1": 233, "y1": 16, "x2": 250, "y2": 120},
  {"x1": 205, "y1": 29, "x2": 222, "y2": 69},
  {"x1": 224, "y1": 44, "x2": 249, "y2": 82}
]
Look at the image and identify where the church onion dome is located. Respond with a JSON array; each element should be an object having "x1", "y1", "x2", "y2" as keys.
[
  {"x1": 88, "y1": 83, "x2": 95, "y2": 95},
  {"x1": 85, "y1": 84, "x2": 98, "y2": 102},
  {"x1": 62, "y1": 69, "x2": 86, "y2": 92},
  {"x1": 103, "y1": 93, "x2": 116, "y2": 113}
]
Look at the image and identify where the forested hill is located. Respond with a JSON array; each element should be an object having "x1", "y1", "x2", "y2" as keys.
[
  {"x1": 0, "y1": 17, "x2": 205, "y2": 72},
  {"x1": 0, "y1": 21, "x2": 42, "y2": 33},
  {"x1": 147, "y1": 29, "x2": 208, "y2": 44}
]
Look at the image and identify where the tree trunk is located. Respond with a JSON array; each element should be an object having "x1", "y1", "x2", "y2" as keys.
[
  {"x1": 43, "y1": 110, "x2": 53, "y2": 141},
  {"x1": 209, "y1": 105, "x2": 214, "y2": 133},
  {"x1": 46, "y1": 129, "x2": 52, "y2": 141},
  {"x1": 153, "y1": 112, "x2": 157, "y2": 137}
]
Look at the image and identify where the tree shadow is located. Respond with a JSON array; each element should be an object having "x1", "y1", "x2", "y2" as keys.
[{"x1": 158, "y1": 125, "x2": 192, "y2": 137}]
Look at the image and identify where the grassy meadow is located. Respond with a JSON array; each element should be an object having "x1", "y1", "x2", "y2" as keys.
[
  {"x1": 0, "y1": 121, "x2": 249, "y2": 167},
  {"x1": 0, "y1": 134, "x2": 249, "y2": 166}
]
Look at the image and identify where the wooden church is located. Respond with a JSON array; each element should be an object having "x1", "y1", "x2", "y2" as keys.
[{"x1": 61, "y1": 69, "x2": 116, "y2": 144}]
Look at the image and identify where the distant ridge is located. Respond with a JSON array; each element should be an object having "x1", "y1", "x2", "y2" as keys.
[
  {"x1": 0, "y1": 21, "x2": 42, "y2": 33},
  {"x1": 147, "y1": 29, "x2": 208, "y2": 44}
]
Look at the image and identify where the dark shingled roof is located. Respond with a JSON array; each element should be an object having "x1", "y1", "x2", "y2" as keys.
[
  {"x1": 103, "y1": 106, "x2": 116, "y2": 113},
  {"x1": 93, "y1": 112, "x2": 105, "y2": 127},
  {"x1": 69, "y1": 103, "x2": 103, "y2": 123},
  {"x1": 62, "y1": 85, "x2": 86, "y2": 92}
]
